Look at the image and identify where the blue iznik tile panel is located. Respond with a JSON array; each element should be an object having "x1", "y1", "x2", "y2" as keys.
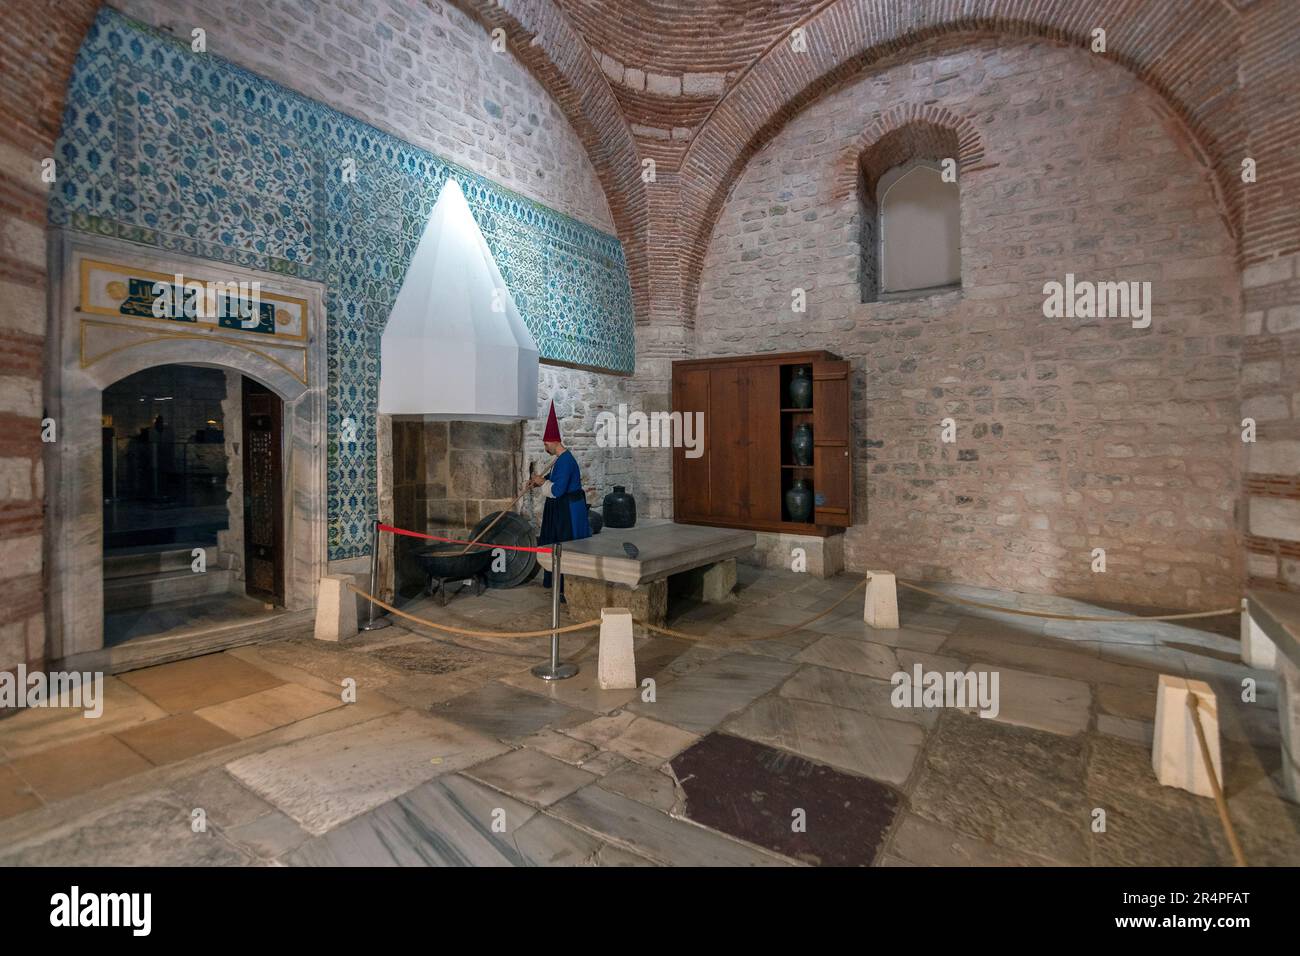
[{"x1": 51, "y1": 8, "x2": 635, "y2": 560}]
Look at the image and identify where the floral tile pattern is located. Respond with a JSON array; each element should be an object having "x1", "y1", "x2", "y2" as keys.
[{"x1": 50, "y1": 8, "x2": 635, "y2": 559}]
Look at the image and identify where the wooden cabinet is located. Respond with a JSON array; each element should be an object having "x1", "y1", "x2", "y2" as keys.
[{"x1": 671, "y1": 350, "x2": 852, "y2": 536}]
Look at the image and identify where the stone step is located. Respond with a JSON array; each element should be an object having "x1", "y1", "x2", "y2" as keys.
[
  {"x1": 103, "y1": 566, "x2": 233, "y2": 611},
  {"x1": 104, "y1": 546, "x2": 219, "y2": 580}
]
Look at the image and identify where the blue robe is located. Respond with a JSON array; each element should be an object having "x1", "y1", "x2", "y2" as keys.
[
  {"x1": 539, "y1": 450, "x2": 589, "y2": 594},
  {"x1": 538, "y1": 450, "x2": 591, "y2": 546}
]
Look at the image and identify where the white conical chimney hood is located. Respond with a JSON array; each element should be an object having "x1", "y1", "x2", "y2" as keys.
[{"x1": 379, "y1": 179, "x2": 539, "y2": 421}]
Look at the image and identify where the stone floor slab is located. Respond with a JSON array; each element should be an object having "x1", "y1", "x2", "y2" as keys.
[
  {"x1": 627, "y1": 653, "x2": 797, "y2": 733},
  {"x1": 561, "y1": 711, "x2": 638, "y2": 749},
  {"x1": 550, "y1": 785, "x2": 789, "y2": 866},
  {"x1": 11, "y1": 733, "x2": 153, "y2": 802},
  {"x1": 886, "y1": 813, "x2": 1060, "y2": 866},
  {"x1": 114, "y1": 712, "x2": 239, "y2": 765},
  {"x1": 597, "y1": 763, "x2": 680, "y2": 813},
  {"x1": 285, "y1": 774, "x2": 540, "y2": 866},
  {"x1": 908, "y1": 714, "x2": 1090, "y2": 865},
  {"x1": 195, "y1": 683, "x2": 343, "y2": 739},
  {"x1": 0, "y1": 763, "x2": 41, "y2": 821},
  {"x1": 226, "y1": 711, "x2": 506, "y2": 835},
  {"x1": 118, "y1": 653, "x2": 284, "y2": 713},
  {"x1": 725, "y1": 697, "x2": 923, "y2": 786},
  {"x1": 522, "y1": 728, "x2": 596, "y2": 765},
  {"x1": 465, "y1": 747, "x2": 596, "y2": 807},
  {"x1": 167, "y1": 766, "x2": 276, "y2": 829},
  {"x1": 970, "y1": 663, "x2": 1091, "y2": 736},
  {"x1": 433, "y1": 681, "x2": 592, "y2": 741},
  {"x1": 223, "y1": 809, "x2": 312, "y2": 860},
  {"x1": 779, "y1": 664, "x2": 937, "y2": 728},
  {"x1": 0, "y1": 676, "x2": 167, "y2": 759},
  {"x1": 497, "y1": 660, "x2": 640, "y2": 714},
  {"x1": 1085, "y1": 733, "x2": 1234, "y2": 866},
  {"x1": 604, "y1": 717, "x2": 699, "y2": 766},
  {"x1": 795, "y1": 636, "x2": 900, "y2": 680},
  {"x1": 0, "y1": 791, "x2": 252, "y2": 866}
]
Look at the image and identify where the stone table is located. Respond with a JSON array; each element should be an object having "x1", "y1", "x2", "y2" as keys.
[
  {"x1": 1246, "y1": 589, "x2": 1300, "y2": 803},
  {"x1": 559, "y1": 520, "x2": 756, "y2": 625}
]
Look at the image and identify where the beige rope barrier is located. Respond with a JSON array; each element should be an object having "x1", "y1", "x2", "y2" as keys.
[
  {"x1": 349, "y1": 577, "x2": 869, "y2": 645},
  {"x1": 896, "y1": 580, "x2": 1239, "y2": 623},
  {"x1": 643, "y1": 576, "x2": 869, "y2": 642},
  {"x1": 1186, "y1": 693, "x2": 1248, "y2": 867},
  {"x1": 345, "y1": 583, "x2": 601, "y2": 639}
]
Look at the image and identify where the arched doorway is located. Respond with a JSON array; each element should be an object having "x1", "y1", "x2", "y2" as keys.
[
  {"x1": 99, "y1": 365, "x2": 291, "y2": 647},
  {"x1": 46, "y1": 234, "x2": 328, "y2": 669}
]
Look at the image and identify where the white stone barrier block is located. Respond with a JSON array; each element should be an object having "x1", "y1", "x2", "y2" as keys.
[
  {"x1": 1152, "y1": 674, "x2": 1221, "y2": 799},
  {"x1": 1241, "y1": 608, "x2": 1277, "y2": 671},
  {"x1": 598, "y1": 607, "x2": 637, "y2": 690},
  {"x1": 864, "y1": 570, "x2": 899, "y2": 629},
  {"x1": 315, "y1": 573, "x2": 358, "y2": 643}
]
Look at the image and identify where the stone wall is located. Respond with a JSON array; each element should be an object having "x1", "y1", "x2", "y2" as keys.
[
  {"x1": 1242, "y1": 253, "x2": 1300, "y2": 591},
  {"x1": 0, "y1": 0, "x2": 98, "y2": 683},
  {"x1": 692, "y1": 37, "x2": 1242, "y2": 609},
  {"x1": 114, "y1": 0, "x2": 614, "y2": 233},
  {"x1": 0, "y1": 0, "x2": 630, "y2": 676},
  {"x1": 390, "y1": 418, "x2": 522, "y2": 593}
]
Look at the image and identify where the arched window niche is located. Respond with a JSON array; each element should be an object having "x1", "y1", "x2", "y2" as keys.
[{"x1": 857, "y1": 122, "x2": 963, "y2": 303}]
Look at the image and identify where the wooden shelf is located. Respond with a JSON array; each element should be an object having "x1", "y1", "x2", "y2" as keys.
[{"x1": 672, "y1": 349, "x2": 851, "y2": 535}]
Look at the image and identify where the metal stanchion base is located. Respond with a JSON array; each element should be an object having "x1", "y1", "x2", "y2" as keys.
[
  {"x1": 361, "y1": 618, "x2": 392, "y2": 631},
  {"x1": 531, "y1": 661, "x2": 579, "y2": 681}
]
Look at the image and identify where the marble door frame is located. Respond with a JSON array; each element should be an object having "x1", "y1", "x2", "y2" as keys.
[{"x1": 44, "y1": 232, "x2": 329, "y2": 661}]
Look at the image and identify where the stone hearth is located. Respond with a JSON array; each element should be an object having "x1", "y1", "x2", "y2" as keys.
[{"x1": 389, "y1": 419, "x2": 524, "y2": 595}]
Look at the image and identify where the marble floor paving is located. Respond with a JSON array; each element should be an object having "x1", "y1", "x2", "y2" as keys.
[{"x1": 1, "y1": 569, "x2": 1298, "y2": 866}]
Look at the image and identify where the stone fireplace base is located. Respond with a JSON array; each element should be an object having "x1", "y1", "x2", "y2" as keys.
[{"x1": 385, "y1": 417, "x2": 525, "y2": 596}]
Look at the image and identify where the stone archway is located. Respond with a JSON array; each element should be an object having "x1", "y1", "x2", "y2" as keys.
[{"x1": 44, "y1": 232, "x2": 328, "y2": 665}]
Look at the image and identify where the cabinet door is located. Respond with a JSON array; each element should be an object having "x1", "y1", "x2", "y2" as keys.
[
  {"x1": 744, "y1": 363, "x2": 781, "y2": 522},
  {"x1": 707, "y1": 366, "x2": 747, "y2": 521},
  {"x1": 812, "y1": 360, "x2": 852, "y2": 527},
  {"x1": 673, "y1": 367, "x2": 711, "y2": 519}
]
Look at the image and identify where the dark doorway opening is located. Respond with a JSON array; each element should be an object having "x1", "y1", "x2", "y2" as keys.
[
  {"x1": 102, "y1": 364, "x2": 229, "y2": 551},
  {"x1": 242, "y1": 377, "x2": 285, "y2": 605},
  {"x1": 100, "y1": 366, "x2": 285, "y2": 646}
]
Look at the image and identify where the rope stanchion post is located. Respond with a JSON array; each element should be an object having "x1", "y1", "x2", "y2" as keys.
[
  {"x1": 361, "y1": 519, "x2": 391, "y2": 632},
  {"x1": 532, "y1": 542, "x2": 578, "y2": 681}
]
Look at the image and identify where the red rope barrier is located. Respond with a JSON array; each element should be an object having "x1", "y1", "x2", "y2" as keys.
[{"x1": 376, "y1": 523, "x2": 552, "y2": 555}]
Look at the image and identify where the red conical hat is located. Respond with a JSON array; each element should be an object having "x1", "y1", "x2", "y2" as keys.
[{"x1": 543, "y1": 400, "x2": 561, "y2": 443}]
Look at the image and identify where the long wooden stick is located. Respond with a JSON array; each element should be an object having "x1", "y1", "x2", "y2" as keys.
[
  {"x1": 456, "y1": 481, "x2": 533, "y2": 555},
  {"x1": 456, "y1": 453, "x2": 564, "y2": 555},
  {"x1": 1187, "y1": 693, "x2": 1247, "y2": 867}
]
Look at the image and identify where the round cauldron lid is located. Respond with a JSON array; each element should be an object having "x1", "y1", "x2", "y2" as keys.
[{"x1": 468, "y1": 511, "x2": 540, "y2": 589}]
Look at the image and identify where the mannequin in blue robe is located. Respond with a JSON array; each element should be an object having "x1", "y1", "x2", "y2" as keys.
[{"x1": 531, "y1": 441, "x2": 590, "y2": 592}]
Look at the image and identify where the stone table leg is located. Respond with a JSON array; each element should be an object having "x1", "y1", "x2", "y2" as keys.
[{"x1": 566, "y1": 577, "x2": 668, "y2": 626}]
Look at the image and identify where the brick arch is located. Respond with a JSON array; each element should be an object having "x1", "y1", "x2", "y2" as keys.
[
  {"x1": 680, "y1": 0, "x2": 1249, "y2": 328},
  {"x1": 448, "y1": 0, "x2": 650, "y2": 325},
  {"x1": 830, "y1": 106, "x2": 985, "y2": 203}
]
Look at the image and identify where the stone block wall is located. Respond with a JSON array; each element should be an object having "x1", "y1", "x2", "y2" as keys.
[
  {"x1": 1242, "y1": 253, "x2": 1300, "y2": 591},
  {"x1": 692, "y1": 37, "x2": 1242, "y2": 609},
  {"x1": 115, "y1": 0, "x2": 615, "y2": 233},
  {"x1": 0, "y1": 0, "x2": 100, "y2": 681}
]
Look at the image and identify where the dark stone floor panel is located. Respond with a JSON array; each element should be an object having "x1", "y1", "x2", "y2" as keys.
[{"x1": 670, "y1": 732, "x2": 901, "y2": 866}]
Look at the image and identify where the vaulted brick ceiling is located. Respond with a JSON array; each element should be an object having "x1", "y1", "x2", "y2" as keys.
[{"x1": 554, "y1": 0, "x2": 830, "y2": 169}]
